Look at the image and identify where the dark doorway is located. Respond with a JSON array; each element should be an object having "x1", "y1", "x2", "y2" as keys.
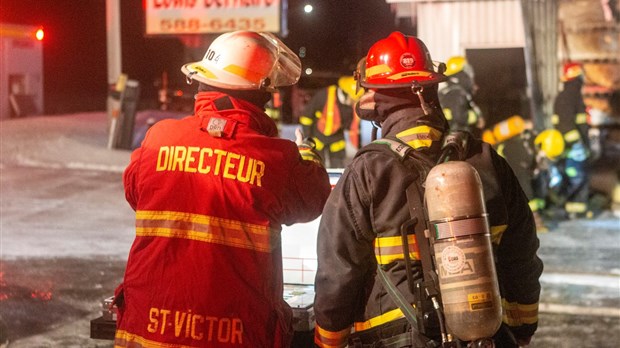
[{"x1": 466, "y1": 47, "x2": 529, "y2": 128}]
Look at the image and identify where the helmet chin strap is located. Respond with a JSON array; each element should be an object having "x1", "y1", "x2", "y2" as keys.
[
  {"x1": 186, "y1": 71, "x2": 197, "y2": 85},
  {"x1": 410, "y1": 82, "x2": 433, "y2": 116}
]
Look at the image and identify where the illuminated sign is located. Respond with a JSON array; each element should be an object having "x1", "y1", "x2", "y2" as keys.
[{"x1": 145, "y1": 0, "x2": 282, "y2": 35}]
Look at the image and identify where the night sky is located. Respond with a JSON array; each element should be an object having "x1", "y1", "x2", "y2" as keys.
[{"x1": 2, "y1": 0, "x2": 402, "y2": 114}]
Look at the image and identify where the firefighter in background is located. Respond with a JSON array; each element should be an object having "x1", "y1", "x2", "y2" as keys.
[
  {"x1": 493, "y1": 116, "x2": 537, "y2": 201},
  {"x1": 438, "y1": 55, "x2": 485, "y2": 138},
  {"x1": 298, "y1": 75, "x2": 362, "y2": 168},
  {"x1": 533, "y1": 129, "x2": 566, "y2": 220},
  {"x1": 313, "y1": 32, "x2": 542, "y2": 348},
  {"x1": 491, "y1": 116, "x2": 564, "y2": 231},
  {"x1": 552, "y1": 62, "x2": 591, "y2": 218},
  {"x1": 113, "y1": 31, "x2": 331, "y2": 348}
]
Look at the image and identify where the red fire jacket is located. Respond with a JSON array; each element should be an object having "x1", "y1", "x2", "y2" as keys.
[{"x1": 114, "y1": 91, "x2": 331, "y2": 348}]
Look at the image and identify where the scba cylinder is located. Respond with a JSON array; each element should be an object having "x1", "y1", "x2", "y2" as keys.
[{"x1": 425, "y1": 161, "x2": 502, "y2": 342}]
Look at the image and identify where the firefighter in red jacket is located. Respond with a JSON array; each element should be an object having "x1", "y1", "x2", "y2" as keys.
[
  {"x1": 298, "y1": 76, "x2": 362, "y2": 168},
  {"x1": 313, "y1": 32, "x2": 542, "y2": 348},
  {"x1": 113, "y1": 31, "x2": 331, "y2": 348}
]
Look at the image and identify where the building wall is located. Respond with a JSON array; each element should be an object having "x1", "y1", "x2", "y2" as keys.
[{"x1": 412, "y1": 0, "x2": 526, "y2": 63}]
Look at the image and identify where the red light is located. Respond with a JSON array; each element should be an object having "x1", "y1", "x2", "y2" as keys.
[{"x1": 35, "y1": 28, "x2": 44, "y2": 41}]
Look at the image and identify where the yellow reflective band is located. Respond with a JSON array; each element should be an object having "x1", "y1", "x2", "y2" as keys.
[
  {"x1": 366, "y1": 64, "x2": 393, "y2": 79},
  {"x1": 299, "y1": 148, "x2": 322, "y2": 165},
  {"x1": 497, "y1": 144, "x2": 505, "y2": 158},
  {"x1": 396, "y1": 125, "x2": 442, "y2": 149},
  {"x1": 354, "y1": 306, "x2": 407, "y2": 331},
  {"x1": 502, "y1": 299, "x2": 539, "y2": 326},
  {"x1": 565, "y1": 201, "x2": 587, "y2": 213},
  {"x1": 135, "y1": 210, "x2": 274, "y2": 253},
  {"x1": 374, "y1": 235, "x2": 419, "y2": 265},
  {"x1": 564, "y1": 129, "x2": 580, "y2": 142},
  {"x1": 315, "y1": 325, "x2": 350, "y2": 348},
  {"x1": 490, "y1": 225, "x2": 507, "y2": 245},
  {"x1": 299, "y1": 116, "x2": 314, "y2": 126},
  {"x1": 576, "y1": 112, "x2": 587, "y2": 124},
  {"x1": 329, "y1": 140, "x2": 346, "y2": 153},
  {"x1": 313, "y1": 137, "x2": 325, "y2": 151},
  {"x1": 323, "y1": 86, "x2": 337, "y2": 136},
  {"x1": 388, "y1": 71, "x2": 433, "y2": 81},
  {"x1": 443, "y1": 108, "x2": 453, "y2": 121},
  {"x1": 223, "y1": 64, "x2": 262, "y2": 84},
  {"x1": 468, "y1": 110, "x2": 478, "y2": 125},
  {"x1": 376, "y1": 235, "x2": 412, "y2": 247},
  {"x1": 528, "y1": 198, "x2": 546, "y2": 212},
  {"x1": 566, "y1": 166, "x2": 578, "y2": 177},
  {"x1": 551, "y1": 114, "x2": 559, "y2": 126},
  {"x1": 115, "y1": 329, "x2": 173, "y2": 348}
]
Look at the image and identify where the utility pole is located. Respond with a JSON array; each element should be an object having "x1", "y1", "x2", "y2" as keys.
[{"x1": 106, "y1": 0, "x2": 122, "y2": 149}]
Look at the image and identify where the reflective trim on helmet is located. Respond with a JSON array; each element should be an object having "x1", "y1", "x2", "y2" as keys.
[
  {"x1": 366, "y1": 64, "x2": 393, "y2": 79},
  {"x1": 186, "y1": 63, "x2": 216, "y2": 79},
  {"x1": 389, "y1": 70, "x2": 435, "y2": 81},
  {"x1": 223, "y1": 64, "x2": 264, "y2": 85}
]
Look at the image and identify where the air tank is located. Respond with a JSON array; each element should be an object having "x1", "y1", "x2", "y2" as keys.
[{"x1": 425, "y1": 161, "x2": 502, "y2": 342}]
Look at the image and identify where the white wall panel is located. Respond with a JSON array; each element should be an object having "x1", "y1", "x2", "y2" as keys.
[{"x1": 416, "y1": 1, "x2": 526, "y2": 63}]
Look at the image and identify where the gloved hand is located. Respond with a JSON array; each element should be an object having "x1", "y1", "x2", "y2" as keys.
[{"x1": 295, "y1": 128, "x2": 323, "y2": 165}]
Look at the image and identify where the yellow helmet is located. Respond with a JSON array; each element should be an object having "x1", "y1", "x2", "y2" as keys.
[
  {"x1": 445, "y1": 56, "x2": 467, "y2": 76},
  {"x1": 338, "y1": 75, "x2": 363, "y2": 101},
  {"x1": 535, "y1": 129, "x2": 565, "y2": 159}
]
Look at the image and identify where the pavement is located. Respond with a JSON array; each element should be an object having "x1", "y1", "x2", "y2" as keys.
[{"x1": 1, "y1": 111, "x2": 619, "y2": 347}]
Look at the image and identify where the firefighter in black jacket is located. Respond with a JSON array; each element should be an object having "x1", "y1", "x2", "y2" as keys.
[
  {"x1": 438, "y1": 55, "x2": 484, "y2": 138},
  {"x1": 552, "y1": 62, "x2": 591, "y2": 218},
  {"x1": 313, "y1": 32, "x2": 542, "y2": 348},
  {"x1": 299, "y1": 76, "x2": 360, "y2": 168}
]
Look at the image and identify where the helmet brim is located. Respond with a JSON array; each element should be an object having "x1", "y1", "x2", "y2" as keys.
[
  {"x1": 361, "y1": 71, "x2": 447, "y2": 89},
  {"x1": 181, "y1": 62, "x2": 267, "y2": 91}
]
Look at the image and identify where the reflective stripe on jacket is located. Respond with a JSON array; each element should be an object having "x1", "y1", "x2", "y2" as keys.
[
  {"x1": 299, "y1": 85, "x2": 354, "y2": 152},
  {"x1": 116, "y1": 91, "x2": 331, "y2": 348}
]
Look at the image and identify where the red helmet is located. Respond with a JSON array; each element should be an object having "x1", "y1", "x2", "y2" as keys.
[
  {"x1": 357, "y1": 32, "x2": 446, "y2": 89},
  {"x1": 561, "y1": 62, "x2": 583, "y2": 82}
]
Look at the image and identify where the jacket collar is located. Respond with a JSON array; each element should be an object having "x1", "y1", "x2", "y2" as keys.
[
  {"x1": 381, "y1": 107, "x2": 446, "y2": 151},
  {"x1": 194, "y1": 91, "x2": 278, "y2": 137}
]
